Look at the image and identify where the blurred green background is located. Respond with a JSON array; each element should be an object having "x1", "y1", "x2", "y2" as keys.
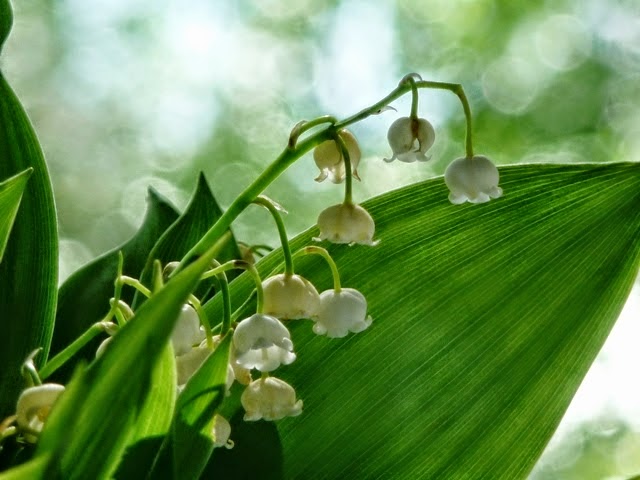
[{"x1": 2, "y1": 0, "x2": 640, "y2": 477}]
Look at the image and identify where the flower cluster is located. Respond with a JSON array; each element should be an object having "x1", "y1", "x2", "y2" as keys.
[{"x1": 4, "y1": 72, "x2": 502, "y2": 455}]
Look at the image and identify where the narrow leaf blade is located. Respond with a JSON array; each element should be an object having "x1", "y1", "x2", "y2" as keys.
[
  {"x1": 0, "y1": 167, "x2": 32, "y2": 262},
  {"x1": 207, "y1": 163, "x2": 640, "y2": 479},
  {"x1": 0, "y1": 71, "x2": 58, "y2": 418}
]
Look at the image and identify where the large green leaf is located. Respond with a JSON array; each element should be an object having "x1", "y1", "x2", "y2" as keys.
[
  {"x1": 33, "y1": 237, "x2": 229, "y2": 480},
  {"x1": 0, "y1": 168, "x2": 31, "y2": 262},
  {"x1": 207, "y1": 163, "x2": 640, "y2": 479},
  {"x1": 0, "y1": 71, "x2": 58, "y2": 418},
  {"x1": 50, "y1": 187, "x2": 179, "y2": 378},
  {"x1": 134, "y1": 173, "x2": 241, "y2": 308}
]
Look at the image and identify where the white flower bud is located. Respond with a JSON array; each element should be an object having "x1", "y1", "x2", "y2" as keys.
[
  {"x1": 171, "y1": 304, "x2": 205, "y2": 356},
  {"x1": 262, "y1": 273, "x2": 321, "y2": 320},
  {"x1": 444, "y1": 155, "x2": 503, "y2": 204},
  {"x1": 233, "y1": 314, "x2": 296, "y2": 372},
  {"x1": 212, "y1": 414, "x2": 234, "y2": 449},
  {"x1": 313, "y1": 288, "x2": 373, "y2": 338},
  {"x1": 95, "y1": 336, "x2": 113, "y2": 358},
  {"x1": 241, "y1": 376, "x2": 303, "y2": 421},
  {"x1": 313, "y1": 130, "x2": 361, "y2": 183},
  {"x1": 16, "y1": 383, "x2": 65, "y2": 443},
  {"x1": 384, "y1": 116, "x2": 435, "y2": 163},
  {"x1": 316, "y1": 203, "x2": 377, "y2": 246}
]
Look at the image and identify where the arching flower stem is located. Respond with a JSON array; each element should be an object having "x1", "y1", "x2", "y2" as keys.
[
  {"x1": 400, "y1": 73, "x2": 421, "y2": 120},
  {"x1": 174, "y1": 78, "x2": 474, "y2": 273},
  {"x1": 120, "y1": 276, "x2": 152, "y2": 298},
  {"x1": 209, "y1": 260, "x2": 232, "y2": 337},
  {"x1": 253, "y1": 196, "x2": 294, "y2": 277},
  {"x1": 39, "y1": 321, "x2": 118, "y2": 380},
  {"x1": 20, "y1": 350, "x2": 42, "y2": 386},
  {"x1": 294, "y1": 246, "x2": 341, "y2": 292},
  {"x1": 101, "y1": 252, "x2": 126, "y2": 327},
  {"x1": 202, "y1": 260, "x2": 266, "y2": 314},
  {"x1": 332, "y1": 131, "x2": 354, "y2": 206},
  {"x1": 289, "y1": 115, "x2": 338, "y2": 148},
  {"x1": 187, "y1": 294, "x2": 214, "y2": 348}
]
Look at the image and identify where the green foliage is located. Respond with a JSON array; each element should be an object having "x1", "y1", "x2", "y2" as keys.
[
  {"x1": 0, "y1": 167, "x2": 31, "y2": 262},
  {"x1": 50, "y1": 188, "x2": 179, "y2": 380},
  {"x1": 32, "y1": 236, "x2": 229, "y2": 479},
  {"x1": 133, "y1": 173, "x2": 241, "y2": 309},
  {"x1": 207, "y1": 163, "x2": 640, "y2": 478},
  {"x1": 0, "y1": 0, "x2": 11, "y2": 52},
  {"x1": 0, "y1": 71, "x2": 58, "y2": 418}
]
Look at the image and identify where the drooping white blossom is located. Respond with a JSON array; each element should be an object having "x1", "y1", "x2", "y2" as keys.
[
  {"x1": 213, "y1": 334, "x2": 252, "y2": 385},
  {"x1": 212, "y1": 414, "x2": 234, "y2": 449},
  {"x1": 384, "y1": 116, "x2": 435, "y2": 163},
  {"x1": 171, "y1": 304, "x2": 206, "y2": 356},
  {"x1": 444, "y1": 155, "x2": 503, "y2": 204},
  {"x1": 16, "y1": 383, "x2": 65, "y2": 443},
  {"x1": 313, "y1": 129, "x2": 361, "y2": 183},
  {"x1": 316, "y1": 203, "x2": 377, "y2": 246},
  {"x1": 233, "y1": 314, "x2": 296, "y2": 372},
  {"x1": 313, "y1": 288, "x2": 373, "y2": 338},
  {"x1": 262, "y1": 273, "x2": 321, "y2": 320},
  {"x1": 241, "y1": 376, "x2": 303, "y2": 421}
]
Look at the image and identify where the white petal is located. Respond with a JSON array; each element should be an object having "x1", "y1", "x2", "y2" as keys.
[
  {"x1": 16, "y1": 384, "x2": 65, "y2": 442},
  {"x1": 171, "y1": 304, "x2": 206, "y2": 356}
]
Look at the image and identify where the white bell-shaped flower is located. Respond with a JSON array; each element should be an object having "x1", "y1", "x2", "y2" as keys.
[
  {"x1": 316, "y1": 203, "x2": 377, "y2": 246},
  {"x1": 313, "y1": 129, "x2": 361, "y2": 183},
  {"x1": 384, "y1": 116, "x2": 435, "y2": 163},
  {"x1": 212, "y1": 414, "x2": 234, "y2": 449},
  {"x1": 233, "y1": 314, "x2": 296, "y2": 372},
  {"x1": 241, "y1": 376, "x2": 303, "y2": 421},
  {"x1": 444, "y1": 155, "x2": 503, "y2": 204},
  {"x1": 16, "y1": 383, "x2": 65, "y2": 443},
  {"x1": 313, "y1": 288, "x2": 373, "y2": 338},
  {"x1": 262, "y1": 273, "x2": 321, "y2": 320},
  {"x1": 171, "y1": 304, "x2": 206, "y2": 356}
]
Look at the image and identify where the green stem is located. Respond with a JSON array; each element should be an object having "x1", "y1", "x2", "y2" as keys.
[
  {"x1": 253, "y1": 196, "x2": 294, "y2": 276},
  {"x1": 177, "y1": 131, "x2": 333, "y2": 272},
  {"x1": 201, "y1": 260, "x2": 239, "y2": 281},
  {"x1": 416, "y1": 81, "x2": 473, "y2": 158},
  {"x1": 333, "y1": 132, "x2": 353, "y2": 206},
  {"x1": 102, "y1": 252, "x2": 126, "y2": 327},
  {"x1": 402, "y1": 73, "x2": 420, "y2": 119},
  {"x1": 188, "y1": 294, "x2": 213, "y2": 349},
  {"x1": 120, "y1": 276, "x2": 152, "y2": 298},
  {"x1": 21, "y1": 350, "x2": 42, "y2": 387},
  {"x1": 289, "y1": 115, "x2": 337, "y2": 147},
  {"x1": 235, "y1": 261, "x2": 265, "y2": 314},
  {"x1": 296, "y1": 246, "x2": 341, "y2": 291},
  {"x1": 208, "y1": 260, "x2": 232, "y2": 336},
  {"x1": 40, "y1": 322, "x2": 117, "y2": 380}
]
